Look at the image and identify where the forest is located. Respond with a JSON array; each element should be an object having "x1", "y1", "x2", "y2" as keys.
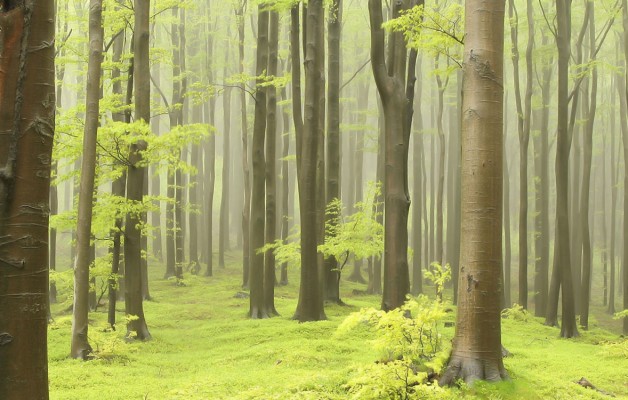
[{"x1": 0, "y1": 0, "x2": 628, "y2": 398}]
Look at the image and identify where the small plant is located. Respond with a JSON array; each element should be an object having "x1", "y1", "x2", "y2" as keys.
[
  {"x1": 501, "y1": 304, "x2": 531, "y2": 322},
  {"x1": 424, "y1": 263, "x2": 451, "y2": 302},
  {"x1": 338, "y1": 296, "x2": 451, "y2": 399}
]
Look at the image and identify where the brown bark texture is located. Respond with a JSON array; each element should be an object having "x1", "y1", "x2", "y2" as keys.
[
  {"x1": 249, "y1": 5, "x2": 268, "y2": 319},
  {"x1": 0, "y1": 2, "x2": 55, "y2": 398},
  {"x1": 440, "y1": 0, "x2": 508, "y2": 385},
  {"x1": 294, "y1": 0, "x2": 327, "y2": 322},
  {"x1": 124, "y1": 0, "x2": 151, "y2": 341},
  {"x1": 369, "y1": 0, "x2": 413, "y2": 311}
]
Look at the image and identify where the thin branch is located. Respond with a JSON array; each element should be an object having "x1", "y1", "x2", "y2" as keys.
[{"x1": 340, "y1": 58, "x2": 371, "y2": 92}]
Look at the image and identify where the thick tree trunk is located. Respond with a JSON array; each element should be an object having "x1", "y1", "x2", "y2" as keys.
[
  {"x1": 440, "y1": 0, "x2": 508, "y2": 385},
  {"x1": 369, "y1": 0, "x2": 413, "y2": 311},
  {"x1": 294, "y1": 0, "x2": 327, "y2": 322},
  {"x1": 0, "y1": 3, "x2": 55, "y2": 397},
  {"x1": 249, "y1": 5, "x2": 269, "y2": 319},
  {"x1": 71, "y1": 0, "x2": 103, "y2": 359},
  {"x1": 124, "y1": 0, "x2": 151, "y2": 341},
  {"x1": 503, "y1": 118, "x2": 512, "y2": 309}
]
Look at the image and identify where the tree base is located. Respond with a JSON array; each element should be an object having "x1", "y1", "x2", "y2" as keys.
[{"x1": 439, "y1": 356, "x2": 508, "y2": 386}]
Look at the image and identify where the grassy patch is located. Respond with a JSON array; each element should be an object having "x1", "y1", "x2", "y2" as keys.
[{"x1": 49, "y1": 253, "x2": 628, "y2": 399}]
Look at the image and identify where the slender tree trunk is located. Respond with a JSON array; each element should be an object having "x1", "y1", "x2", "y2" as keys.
[
  {"x1": 534, "y1": 34, "x2": 552, "y2": 317},
  {"x1": 547, "y1": 0, "x2": 579, "y2": 338},
  {"x1": 249, "y1": 5, "x2": 269, "y2": 319},
  {"x1": 71, "y1": 0, "x2": 103, "y2": 359},
  {"x1": 0, "y1": 2, "x2": 55, "y2": 397},
  {"x1": 219, "y1": 84, "x2": 232, "y2": 268},
  {"x1": 263, "y1": 9, "x2": 279, "y2": 315},
  {"x1": 621, "y1": 0, "x2": 628, "y2": 334},
  {"x1": 279, "y1": 85, "x2": 291, "y2": 286},
  {"x1": 579, "y1": 1, "x2": 596, "y2": 329},
  {"x1": 236, "y1": 1, "x2": 251, "y2": 288},
  {"x1": 411, "y1": 58, "x2": 424, "y2": 296},
  {"x1": 440, "y1": 0, "x2": 508, "y2": 384},
  {"x1": 124, "y1": 0, "x2": 151, "y2": 341},
  {"x1": 434, "y1": 65, "x2": 447, "y2": 269},
  {"x1": 349, "y1": 84, "x2": 369, "y2": 284},
  {"x1": 324, "y1": 0, "x2": 342, "y2": 302}
]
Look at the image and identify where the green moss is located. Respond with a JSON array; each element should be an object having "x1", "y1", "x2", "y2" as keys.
[{"x1": 49, "y1": 253, "x2": 628, "y2": 399}]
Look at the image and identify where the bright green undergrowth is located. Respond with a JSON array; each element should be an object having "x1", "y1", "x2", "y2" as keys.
[{"x1": 49, "y1": 254, "x2": 628, "y2": 400}]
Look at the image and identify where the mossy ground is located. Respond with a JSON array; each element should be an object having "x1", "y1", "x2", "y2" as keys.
[{"x1": 49, "y1": 252, "x2": 628, "y2": 399}]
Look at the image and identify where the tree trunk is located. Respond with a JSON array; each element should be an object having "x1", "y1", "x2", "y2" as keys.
[
  {"x1": 294, "y1": 0, "x2": 327, "y2": 322},
  {"x1": 279, "y1": 85, "x2": 291, "y2": 286},
  {"x1": 325, "y1": 0, "x2": 342, "y2": 302},
  {"x1": 71, "y1": 0, "x2": 103, "y2": 359},
  {"x1": 0, "y1": 2, "x2": 55, "y2": 397},
  {"x1": 264, "y1": 9, "x2": 279, "y2": 315},
  {"x1": 621, "y1": 0, "x2": 628, "y2": 334},
  {"x1": 533, "y1": 33, "x2": 552, "y2": 317},
  {"x1": 219, "y1": 82, "x2": 232, "y2": 268},
  {"x1": 124, "y1": 0, "x2": 151, "y2": 341},
  {"x1": 579, "y1": 1, "x2": 596, "y2": 330},
  {"x1": 369, "y1": 0, "x2": 414, "y2": 311},
  {"x1": 547, "y1": 0, "x2": 579, "y2": 338},
  {"x1": 249, "y1": 4, "x2": 269, "y2": 319},
  {"x1": 440, "y1": 0, "x2": 508, "y2": 385},
  {"x1": 503, "y1": 110, "x2": 512, "y2": 309},
  {"x1": 411, "y1": 58, "x2": 424, "y2": 296},
  {"x1": 236, "y1": 1, "x2": 251, "y2": 288}
]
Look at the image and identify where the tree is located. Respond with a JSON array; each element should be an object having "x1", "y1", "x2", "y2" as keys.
[
  {"x1": 507, "y1": 0, "x2": 534, "y2": 309},
  {"x1": 264, "y1": 8, "x2": 279, "y2": 315},
  {"x1": 621, "y1": 0, "x2": 628, "y2": 335},
  {"x1": 249, "y1": 3, "x2": 269, "y2": 319},
  {"x1": 368, "y1": 0, "x2": 416, "y2": 311},
  {"x1": 439, "y1": 0, "x2": 508, "y2": 385},
  {"x1": 294, "y1": 0, "x2": 327, "y2": 322},
  {"x1": 545, "y1": 0, "x2": 579, "y2": 338},
  {"x1": 71, "y1": 0, "x2": 103, "y2": 360},
  {"x1": 124, "y1": 0, "x2": 151, "y2": 341},
  {"x1": 0, "y1": 1, "x2": 55, "y2": 397},
  {"x1": 325, "y1": 0, "x2": 342, "y2": 303}
]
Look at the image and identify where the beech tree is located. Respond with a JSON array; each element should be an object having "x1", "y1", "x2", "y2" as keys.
[
  {"x1": 368, "y1": 0, "x2": 416, "y2": 311},
  {"x1": 0, "y1": 1, "x2": 55, "y2": 397},
  {"x1": 124, "y1": 0, "x2": 151, "y2": 340},
  {"x1": 71, "y1": 0, "x2": 103, "y2": 360},
  {"x1": 294, "y1": 0, "x2": 327, "y2": 322},
  {"x1": 440, "y1": 0, "x2": 508, "y2": 385}
]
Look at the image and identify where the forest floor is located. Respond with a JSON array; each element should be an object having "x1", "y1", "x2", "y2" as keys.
[{"x1": 49, "y1": 252, "x2": 628, "y2": 399}]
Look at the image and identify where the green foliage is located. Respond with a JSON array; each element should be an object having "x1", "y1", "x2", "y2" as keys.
[
  {"x1": 385, "y1": 2, "x2": 464, "y2": 67},
  {"x1": 337, "y1": 296, "x2": 451, "y2": 399},
  {"x1": 501, "y1": 304, "x2": 532, "y2": 323},
  {"x1": 261, "y1": 182, "x2": 383, "y2": 274},
  {"x1": 424, "y1": 263, "x2": 452, "y2": 302},
  {"x1": 612, "y1": 309, "x2": 628, "y2": 320},
  {"x1": 319, "y1": 182, "x2": 384, "y2": 271}
]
